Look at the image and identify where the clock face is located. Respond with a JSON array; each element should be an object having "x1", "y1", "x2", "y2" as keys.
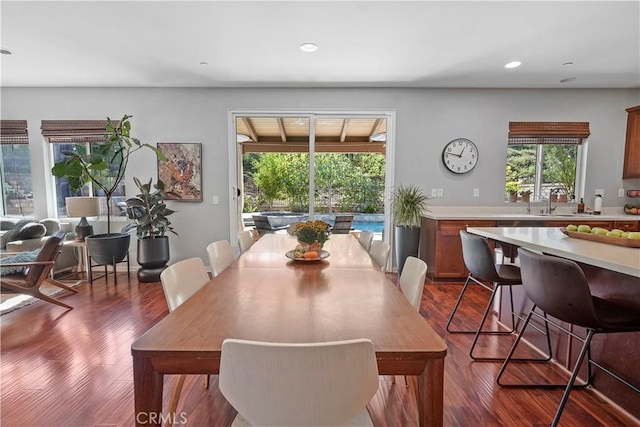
[{"x1": 442, "y1": 138, "x2": 478, "y2": 174}]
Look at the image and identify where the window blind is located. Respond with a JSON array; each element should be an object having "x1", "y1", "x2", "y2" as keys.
[
  {"x1": 0, "y1": 120, "x2": 29, "y2": 145},
  {"x1": 41, "y1": 120, "x2": 119, "y2": 143},
  {"x1": 508, "y1": 122, "x2": 590, "y2": 145}
]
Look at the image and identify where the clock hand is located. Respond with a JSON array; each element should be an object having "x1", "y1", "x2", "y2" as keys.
[{"x1": 459, "y1": 146, "x2": 466, "y2": 157}]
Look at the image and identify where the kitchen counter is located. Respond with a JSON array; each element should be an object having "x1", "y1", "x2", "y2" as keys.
[
  {"x1": 423, "y1": 206, "x2": 637, "y2": 221},
  {"x1": 467, "y1": 226, "x2": 640, "y2": 278}
]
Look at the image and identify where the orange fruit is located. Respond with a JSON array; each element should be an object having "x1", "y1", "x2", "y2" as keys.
[{"x1": 303, "y1": 251, "x2": 319, "y2": 259}]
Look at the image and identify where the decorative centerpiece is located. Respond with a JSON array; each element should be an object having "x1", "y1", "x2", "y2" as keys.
[{"x1": 291, "y1": 220, "x2": 330, "y2": 258}]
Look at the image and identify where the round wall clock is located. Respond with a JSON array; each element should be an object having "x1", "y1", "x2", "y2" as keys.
[{"x1": 442, "y1": 138, "x2": 479, "y2": 174}]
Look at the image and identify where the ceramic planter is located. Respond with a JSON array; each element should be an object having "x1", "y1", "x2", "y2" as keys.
[
  {"x1": 395, "y1": 225, "x2": 420, "y2": 276},
  {"x1": 137, "y1": 236, "x2": 170, "y2": 282}
]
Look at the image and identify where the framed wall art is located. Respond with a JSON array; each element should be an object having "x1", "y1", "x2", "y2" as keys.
[{"x1": 157, "y1": 142, "x2": 203, "y2": 202}]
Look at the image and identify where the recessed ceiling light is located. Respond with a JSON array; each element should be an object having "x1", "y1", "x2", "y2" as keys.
[
  {"x1": 505, "y1": 61, "x2": 522, "y2": 69},
  {"x1": 299, "y1": 43, "x2": 318, "y2": 53},
  {"x1": 560, "y1": 77, "x2": 577, "y2": 83},
  {"x1": 0, "y1": 49, "x2": 12, "y2": 55}
]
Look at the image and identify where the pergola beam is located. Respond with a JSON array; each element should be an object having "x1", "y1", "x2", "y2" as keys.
[
  {"x1": 241, "y1": 117, "x2": 259, "y2": 142},
  {"x1": 243, "y1": 141, "x2": 385, "y2": 154},
  {"x1": 276, "y1": 118, "x2": 287, "y2": 142}
]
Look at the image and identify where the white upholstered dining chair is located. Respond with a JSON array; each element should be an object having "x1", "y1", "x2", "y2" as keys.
[
  {"x1": 206, "y1": 240, "x2": 235, "y2": 277},
  {"x1": 357, "y1": 231, "x2": 374, "y2": 252},
  {"x1": 159, "y1": 257, "x2": 212, "y2": 418},
  {"x1": 399, "y1": 256, "x2": 428, "y2": 311},
  {"x1": 237, "y1": 230, "x2": 254, "y2": 253},
  {"x1": 369, "y1": 240, "x2": 390, "y2": 271},
  {"x1": 395, "y1": 256, "x2": 428, "y2": 387},
  {"x1": 219, "y1": 338, "x2": 380, "y2": 426}
]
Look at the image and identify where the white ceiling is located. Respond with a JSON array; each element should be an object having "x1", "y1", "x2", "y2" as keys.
[{"x1": 1, "y1": 1, "x2": 639, "y2": 89}]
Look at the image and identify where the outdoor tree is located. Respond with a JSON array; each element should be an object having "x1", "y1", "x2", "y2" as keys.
[
  {"x1": 252, "y1": 153, "x2": 288, "y2": 209},
  {"x1": 544, "y1": 145, "x2": 577, "y2": 199}
]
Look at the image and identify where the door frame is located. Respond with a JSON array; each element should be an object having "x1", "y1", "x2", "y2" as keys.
[{"x1": 227, "y1": 109, "x2": 396, "y2": 250}]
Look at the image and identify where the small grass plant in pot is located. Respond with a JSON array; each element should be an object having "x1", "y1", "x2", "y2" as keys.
[
  {"x1": 392, "y1": 184, "x2": 429, "y2": 275},
  {"x1": 125, "y1": 177, "x2": 179, "y2": 282}
]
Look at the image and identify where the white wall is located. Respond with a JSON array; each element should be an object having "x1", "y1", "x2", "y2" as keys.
[{"x1": 2, "y1": 87, "x2": 639, "y2": 262}]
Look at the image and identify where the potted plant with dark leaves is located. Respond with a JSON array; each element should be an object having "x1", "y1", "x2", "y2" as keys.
[
  {"x1": 125, "y1": 177, "x2": 178, "y2": 282},
  {"x1": 51, "y1": 115, "x2": 166, "y2": 270},
  {"x1": 391, "y1": 184, "x2": 429, "y2": 275}
]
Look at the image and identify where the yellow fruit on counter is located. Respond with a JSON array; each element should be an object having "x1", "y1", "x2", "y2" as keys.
[
  {"x1": 592, "y1": 227, "x2": 608, "y2": 236},
  {"x1": 577, "y1": 225, "x2": 591, "y2": 233}
]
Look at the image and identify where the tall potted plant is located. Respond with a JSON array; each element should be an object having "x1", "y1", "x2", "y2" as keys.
[
  {"x1": 392, "y1": 184, "x2": 429, "y2": 276},
  {"x1": 125, "y1": 177, "x2": 178, "y2": 282},
  {"x1": 51, "y1": 115, "x2": 166, "y2": 268}
]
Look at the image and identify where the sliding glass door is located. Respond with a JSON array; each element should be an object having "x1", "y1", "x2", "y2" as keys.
[{"x1": 228, "y1": 110, "x2": 394, "y2": 246}]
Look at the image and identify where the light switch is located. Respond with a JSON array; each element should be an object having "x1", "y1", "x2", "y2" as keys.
[
  {"x1": 213, "y1": 196, "x2": 219, "y2": 205},
  {"x1": 437, "y1": 188, "x2": 444, "y2": 197},
  {"x1": 473, "y1": 188, "x2": 480, "y2": 197},
  {"x1": 431, "y1": 188, "x2": 437, "y2": 198},
  {"x1": 618, "y1": 188, "x2": 625, "y2": 197}
]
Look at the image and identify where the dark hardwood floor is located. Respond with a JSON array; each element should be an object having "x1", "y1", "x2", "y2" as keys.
[{"x1": 1, "y1": 271, "x2": 638, "y2": 426}]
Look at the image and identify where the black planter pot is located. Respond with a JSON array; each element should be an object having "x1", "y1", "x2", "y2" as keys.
[
  {"x1": 395, "y1": 225, "x2": 421, "y2": 276},
  {"x1": 86, "y1": 233, "x2": 131, "y2": 266},
  {"x1": 137, "y1": 236, "x2": 170, "y2": 283}
]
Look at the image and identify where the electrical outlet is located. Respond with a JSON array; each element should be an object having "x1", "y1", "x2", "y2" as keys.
[
  {"x1": 431, "y1": 188, "x2": 437, "y2": 198},
  {"x1": 618, "y1": 188, "x2": 625, "y2": 197},
  {"x1": 473, "y1": 188, "x2": 480, "y2": 197},
  {"x1": 595, "y1": 189, "x2": 604, "y2": 196},
  {"x1": 437, "y1": 188, "x2": 444, "y2": 197},
  {"x1": 213, "y1": 196, "x2": 219, "y2": 205}
]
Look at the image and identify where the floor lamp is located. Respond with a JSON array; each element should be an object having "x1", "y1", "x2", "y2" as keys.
[{"x1": 66, "y1": 197, "x2": 100, "y2": 241}]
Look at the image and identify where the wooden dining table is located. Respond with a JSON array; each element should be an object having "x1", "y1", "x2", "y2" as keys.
[{"x1": 131, "y1": 233, "x2": 447, "y2": 426}]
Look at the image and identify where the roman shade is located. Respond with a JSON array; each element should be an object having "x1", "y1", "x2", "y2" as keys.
[
  {"x1": 41, "y1": 120, "x2": 119, "y2": 143},
  {"x1": 508, "y1": 122, "x2": 590, "y2": 145},
  {"x1": 0, "y1": 120, "x2": 29, "y2": 145}
]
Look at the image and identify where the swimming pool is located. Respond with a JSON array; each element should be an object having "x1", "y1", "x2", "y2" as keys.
[{"x1": 351, "y1": 221, "x2": 384, "y2": 233}]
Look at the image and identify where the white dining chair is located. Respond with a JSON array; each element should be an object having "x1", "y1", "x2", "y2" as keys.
[
  {"x1": 206, "y1": 240, "x2": 235, "y2": 277},
  {"x1": 219, "y1": 338, "x2": 380, "y2": 426},
  {"x1": 369, "y1": 240, "x2": 390, "y2": 271},
  {"x1": 357, "y1": 231, "x2": 374, "y2": 252},
  {"x1": 399, "y1": 256, "x2": 428, "y2": 311},
  {"x1": 159, "y1": 257, "x2": 211, "y2": 418},
  {"x1": 237, "y1": 230, "x2": 254, "y2": 253},
  {"x1": 395, "y1": 256, "x2": 428, "y2": 388}
]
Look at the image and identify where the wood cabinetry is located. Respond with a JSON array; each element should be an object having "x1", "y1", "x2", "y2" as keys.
[
  {"x1": 419, "y1": 218, "x2": 638, "y2": 282},
  {"x1": 614, "y1": 220, "x2": 639, "y2": 232},
  {"x1": 420, "y1": 218, "x2": 496, "y2": 281},
  {"x1": 623, "y1": 105, "x2": 640, "y2": 179}
]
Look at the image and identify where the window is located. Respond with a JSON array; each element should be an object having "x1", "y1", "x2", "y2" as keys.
[
  {"x1": 0, "y1": 120, "x2": 33, "y2": 217},
  {"x1": 42, "y1": 120, "x2": 125, "y2": 218},
  {"x1": 506, "y1": 122, "x2": 589, "y2": 201}
]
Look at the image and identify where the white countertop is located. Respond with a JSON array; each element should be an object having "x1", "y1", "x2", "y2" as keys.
[
  {"x1": 423, "y1": 206, "x2": 638, "y2": 221},
  {"x1": 467, "y1": 226, "x2": 640, "y2": 278}
]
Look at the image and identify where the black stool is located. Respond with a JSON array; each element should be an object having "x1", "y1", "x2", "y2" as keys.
[
  {"x1": 497, "y1": 248, "x2": 640, "y2": 427},
  {"x1": 446, "y1": 230, "x2": 551, "y2": 361}
]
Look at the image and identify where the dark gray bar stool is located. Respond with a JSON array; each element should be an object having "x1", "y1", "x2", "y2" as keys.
[
  {"x1": 497, "y1": 248, "x2": 640, "y2": 427},
  {"x1": 446, "y1": 230, "x2": 551, "y2": 361}
]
